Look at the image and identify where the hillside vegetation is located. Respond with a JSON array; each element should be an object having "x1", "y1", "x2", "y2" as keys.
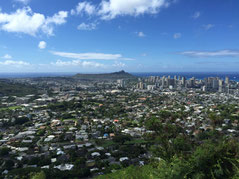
[
  {"x1": 74, "y1": 70, "x2": 136, "y2": 81},
  {"x1": 0, "y1": 80, "x2": 38, "y2": 97},
  {"x1": 97, "y1": 139, "x2": 239, "y2": 179},
  {"x1": 97, "y1": 113, "x2": 239, "y2": 179}
]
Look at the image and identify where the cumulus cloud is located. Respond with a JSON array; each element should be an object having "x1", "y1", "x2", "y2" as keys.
[
  {"x1": 192, "y1": 11, "x2": 200, "y2": 19},
  {"x1": 0, "y1": 60, "x2": 30, "y2": 66},
  {"x1": 71, "y1": 2, "x2": 96, "y2": 16},
  {"x1": 38, "y1": 41, "x2": 46, "y2": 49},
  {"x1": 173, "y1": 33, "x2": 181, "y2": 39},
  {"x1": 51, "y1": 59, "x2": 105, "y2": 68},
  {"x1": 113, "y1": 61, "x2": 126, "y2": 68},
  {"x1": 50, "y1": 51, "x2": 134, "y2": 61},
  {"x1": 2, "y1": 54, "x2": 12, "y2": 59},
  {"x1": 0, "y1": 7, "x2": 68, "y2": 36},
  {"x1": 98, "y1": 0, "x2": 171, "y2": 20},
  {"x1": 71, "y1": 0, "x2": 173, "y2": 20},
  {"x1": 77, "y1": 22, "x2": 97, "y2": 30},
  {"x1": 179, "y1": 50, "x2": 239, "y2": 58},
  {"x1": 203, "y1": 24, "x2": 214, "y2": 30}
]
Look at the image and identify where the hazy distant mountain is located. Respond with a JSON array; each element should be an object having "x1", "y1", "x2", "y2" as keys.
[{"x1": 73, "y1": 70, "x2": 136, "y2": 81}]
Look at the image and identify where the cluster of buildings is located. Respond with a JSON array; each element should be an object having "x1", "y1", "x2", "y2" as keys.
[
  {"x1": 136, "y1": 75, "x2": 239, "y2": 94},
  {"x1": 0, "y1": 75, "x2": 238, "y2": 177}
]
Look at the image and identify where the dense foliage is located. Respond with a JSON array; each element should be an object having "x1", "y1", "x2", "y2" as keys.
[
  {"x1": 98, "y1": 109, "x2": 239, "y2": 179},
  {"x1": 98, "y1": 139, "x2": 239, "y2": 179},
  {"x1": 0, "y1": 80, "x2": 38, "y2": 97}
]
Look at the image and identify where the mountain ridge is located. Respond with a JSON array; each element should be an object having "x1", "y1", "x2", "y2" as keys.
[{"x1": 73, "y1": 70, "x2": 136, "y2": 80}]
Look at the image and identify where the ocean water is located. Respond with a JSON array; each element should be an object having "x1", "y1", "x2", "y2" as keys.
[{"x1": 132, "y1": 72, "x2": 239, "y2": 82}]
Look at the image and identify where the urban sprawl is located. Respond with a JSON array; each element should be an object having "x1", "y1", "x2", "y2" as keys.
[{"x1": 0, "y1": 73, "x2": 239, "y2": 178}]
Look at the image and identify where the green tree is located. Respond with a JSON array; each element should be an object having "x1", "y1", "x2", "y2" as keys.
[
  {"x1": 4, "y1": 160, "x2": 14, "y2": 170},
  {"x1": 0, "y1": 147, "x2": 10, "y2": 156},
  {"x1": 188, "y1": 140, "x2": 239, "y2": 179},
  {"x1": 15, "y1": 117, "x2": 29, "y2": 125},
  {"x1": 31, "y1": 171, "x2": 46, "y2": 179},
  {"x1": 113, "y1": 134, "x2": 132, "y2": 145}
]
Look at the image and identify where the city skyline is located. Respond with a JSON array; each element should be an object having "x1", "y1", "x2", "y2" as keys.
[{"x1": 0, "y1": 0, "x2": 239, "y2": 72}]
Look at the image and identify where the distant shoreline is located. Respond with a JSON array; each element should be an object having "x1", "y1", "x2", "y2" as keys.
[{"x1": 0, "y1": 72, "x2": 239, "y2": 81}]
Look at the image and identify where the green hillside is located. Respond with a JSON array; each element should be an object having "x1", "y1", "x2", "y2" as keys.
[
  {"x1": 97, "y1": 139, "x2": 239, "y2": 179},
  {"x1": 74, "y1": 70, "x2": 136, "y2": 80},
  {"x1": 0, "y1": 80, "x2": 38, "y2": 97}
]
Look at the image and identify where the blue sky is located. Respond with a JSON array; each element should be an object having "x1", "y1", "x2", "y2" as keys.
[{"x1": 0, "y1": 0, "x2": 239, "y2": 73}]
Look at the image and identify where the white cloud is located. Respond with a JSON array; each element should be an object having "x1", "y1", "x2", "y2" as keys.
[
  {"x1": 14, "y1": 0, "x2": 31, "y2": 4},
  {"x1": 71, "y1": 2, "x2": 96, "y2": 16},
  {"x1": 77, "y1": 22, "x2": 97, "y2": 31},
  {"x1": 42, "y1": 11, "x2": 68, "y2": 35},
  {"x1": 45, "y1": 11, "x2": 68, "y2": 25},
  {"x1": 120, "y1": 57, "x2": 135, "y2": 61},
  {"x1": 192, "y1": 11, "x2": 200, "y2": 19},
  {"x1": 81, "y1": 61, "x2": 105, "y2": 68},
  {"x1": 51, "y1": 59, "x2": 105, "y2": 68},
  {"x1": 0, "y1": 60, "x2": 30, "y2": 66},
  {"x1": 98, "y1": 0, "x2": 171, "y2": 20},
  {"x1": 2, "y1": 54, "x2": 12, "y2": 59},
  {"x1": 179, "y1": 50, "x2": 239, "y2": 58},
  {"x1": 173, "y1": 33, "x2": 181, "y2": 39},
  {"x1": 0, "y1": 7, "x2": 68, "y2": 36},
  {"x1": 203, "y1": 24, "x2": 214, "y2": 30},
  {"x1": 113, "y1": 61, "x2": 126, "y2": 68},
  {"x1": 137, "y1": 31, "x2": 145, "y2": 37},
  {"x1": 71, "y1": 0, "x2": 173, "y2": 20},
  {"x1": 50, "y1": 51, "x2": 134, "y2": 61},
  {"x1": 38, "y1": 41, "x2": 46, "y2": 49}
]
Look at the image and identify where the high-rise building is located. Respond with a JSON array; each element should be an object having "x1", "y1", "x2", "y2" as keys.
[
  {"x1": 181, "y1": 77, "x2": 186, "y2": 87},
  {"x1": 149, "y1": 76, "x2": 156, "y2": 83},
  {"x1": 156, "y1": 76, "x2": 160, "y2": 82},
  {"x1": 207, "y1": 77, "x2": 214, "y2": 88},
  {"x1": 225, "y1": 76, "x2": 229, "y2": 85},
  {"x1": 137, "y1": 82, "x2": 144, "y2": 89},
  {"x1": 117, "y1": 79, "x2": 125, "y2": 88},
  {"x1": 188, "y1": 77, "x2": 195, "y2": 88},
  {"x1": 161, "y1": 76, "x2": 166, "y2": 88},
  {"x1": 147, "y1": 85, "x2": 156, "y2": 91},
  {"x1": 174, "y1": 76, "x2": 177, "y2": 85},
  {"x1": 167, "y1": 78, "x2": 175, "y2": 87},
  {"x1": 218, "y1": 79, "x2": 224, "y2": 92},
  {"x1": 202, "y1": 85, "x2": 207, "y2": 92},
  {"x1": 212, "y1": 79, "x2": 219, "y2": 89}
]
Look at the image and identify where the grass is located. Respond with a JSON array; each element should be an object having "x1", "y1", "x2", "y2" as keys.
[
  {"x1": 0, "y1": 106, "x2": 22, "y2": 111},
  {"x1": 99, "y1": 140, "x2": 116, "y2": 148},
  {"x1": 62, "y1": 118, "x2": 78, "y2": 121},
  {"x1": 97, "y1": 165, "x2": 157, "y2": 179}
]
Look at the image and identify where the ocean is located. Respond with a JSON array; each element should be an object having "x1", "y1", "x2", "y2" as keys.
[{"x1": 0, "y1": 72, "x2": 239, "y2": 81}]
